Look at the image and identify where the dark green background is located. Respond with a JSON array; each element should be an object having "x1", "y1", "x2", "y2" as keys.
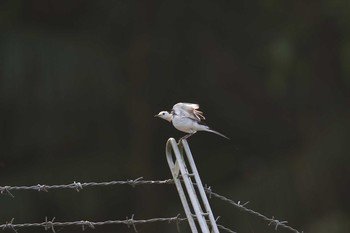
[{"x1": 1, "y1": 1, "x2": 349, "y2": 233}]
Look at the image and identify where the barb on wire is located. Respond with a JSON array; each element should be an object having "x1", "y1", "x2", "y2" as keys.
[
  {"x1": 1, "y1": 218, "x2": 18, "y2": 233},
  {"x1": 127, "y1": 177, "x2": 144, "y2": 188},
  {"x1": 172, "y1": 214, "x2": 181, "y2": 233},
  {"x1": 0, "y1": 215, "x2": 187, "y2": 233},
  {"x1": 126, "y1": 214, "x2": 138, "y2": 232},
  {"x1": 80, "y1": 220, "x2": 95, "y2": 231},
  {"x1": 0, "y1": 186, "x2": 14, "y2": 198},
  {"x1": 237, "y1": 200, "x2": 250, "y2": 208},
  {"x1": 43, "y1": 217, "x2": 56, "y2": 233},
  {"x1": 73, "y1": 182, "x2": 83, "y2": 192},
  {"x1": 0, "y1": 177, "x2": 174, "y2": 198},
  {"x1": 37, "y1": 184, "x2": 48, "y2": 192},
  {"x1": 268, "y1": 216, "x2": 289, "y2": 230}
]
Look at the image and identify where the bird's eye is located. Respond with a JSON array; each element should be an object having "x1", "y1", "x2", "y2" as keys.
[{"x1": 162, "y1": 113, "x2": 165, "y2": 115}]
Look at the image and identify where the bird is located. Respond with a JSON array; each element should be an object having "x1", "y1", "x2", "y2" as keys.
[{"x1": 155, "y1": 102, "x2": 229, "y2": 141}]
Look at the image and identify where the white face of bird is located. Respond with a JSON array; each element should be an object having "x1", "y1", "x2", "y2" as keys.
[{"x1": 154, "y1": 111, "x2": 172, "y2": 122}]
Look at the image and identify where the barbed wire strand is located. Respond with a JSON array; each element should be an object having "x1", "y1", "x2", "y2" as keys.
[
  {"x1": 0, "y1": 215, "x2": 185, "y2": 233},
  {"x1": 202, "y1": 186, "x2": 302, "y2": 233},
  {"x1": 0, "y1": 215, "x2": 237, "y2": 233},
  {"x1": 0, "y1": 178, "x2": 301, "y2": 233},
  {"x1": 0, "y1": 177, "x2": 173, "y2": 197}
]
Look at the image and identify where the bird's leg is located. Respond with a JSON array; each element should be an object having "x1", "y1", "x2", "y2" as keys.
[{"x1": 179, "y1": 133, "x2": 195, "y2": 142}]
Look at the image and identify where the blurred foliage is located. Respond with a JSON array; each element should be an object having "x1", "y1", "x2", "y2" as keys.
[{"x1": 0, "y1": 1, "x2": 349, "y2": 233}]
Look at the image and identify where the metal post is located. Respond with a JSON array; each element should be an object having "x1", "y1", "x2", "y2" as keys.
[
  {"x1": 181, "y1": 139, "x2": 220, "y2": 233},
  {"x1": 166, "y1": 138, "x2": 220, "y2": 233}
]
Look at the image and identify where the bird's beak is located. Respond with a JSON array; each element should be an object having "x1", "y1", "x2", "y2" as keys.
[{"x1": 154, "y1": 114, "x2": 159, "y2": 117}]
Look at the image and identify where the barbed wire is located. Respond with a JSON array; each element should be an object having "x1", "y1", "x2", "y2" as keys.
[
  {"x1": 0, "y1": 215, "x2": 185, "y2": 233},
  {"x1": 0, "y1": 215, "x2": 236, "y2": 233},
  {"x1": 0, "y1": 178, "x2": 301, "y2": 233},
  {"x1": 0, "y1": 177, "x2": 173, "y2": 198},
  {"x1": 202, "y1": 185, "x2": 302, "y2": 233}
]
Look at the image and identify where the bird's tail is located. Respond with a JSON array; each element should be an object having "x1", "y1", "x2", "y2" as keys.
[{"x1": 206, "y1": 128, "x2": 230, "y2": 140}]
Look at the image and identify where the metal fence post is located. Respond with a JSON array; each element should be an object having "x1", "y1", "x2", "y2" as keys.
[{"x1": 166, "y1": 138, "x2": 220, "y2": 233}]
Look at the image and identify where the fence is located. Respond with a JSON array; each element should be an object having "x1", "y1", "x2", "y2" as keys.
[{"x1": 1, "y1": 139, "x2": 302, "y2": 233}]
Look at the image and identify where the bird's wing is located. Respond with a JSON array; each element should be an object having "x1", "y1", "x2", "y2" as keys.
[{"x1": 172, "y1": 103, "x2": 206, "y2": 121}]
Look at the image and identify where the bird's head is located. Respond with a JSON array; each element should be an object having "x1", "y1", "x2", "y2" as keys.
[{"x1": 154, "y1": 111, "x2": 172, "y2": 122}]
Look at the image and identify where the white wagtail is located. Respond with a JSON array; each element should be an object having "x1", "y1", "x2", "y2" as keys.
[{"x1": 155, "y1": 102, "x2": 229, "y2": 140}]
